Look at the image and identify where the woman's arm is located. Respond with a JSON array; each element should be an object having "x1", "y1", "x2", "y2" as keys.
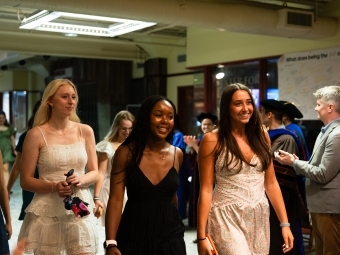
[
  {"x1": 197, "y1": 132, "x2": 217, "y2": 255},
  {"x1": 10, "y1": 134, "x2": 17, "y2": 156},
  {"x1": 171, "y1": 147, "x2": 183, "y2": 208},
  {"x1": 105, "y1": 145, "x2": 129, "y2": 255},
  {"x1": 20, "y1": 128, "x2": 71, "y2": 197},
  {"x1": 7, "y1": 152, "x2": 22, "y2": 194},
  {"x1": 93, "y1": 151, "x2": 108, "y2": 210},
  {"x1": 69, "y1": 124, "x2": 98, "y2": 187},
  {"x1": 0, "y1": 152, "x2": 12, "y2": 240},
  {"x1": 184, "y1": 135, "x2": 199, "y2": 153}
]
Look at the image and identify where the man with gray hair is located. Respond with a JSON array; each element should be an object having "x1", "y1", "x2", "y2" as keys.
[{"x1": 275, "y1": 85, "x2": 340, "y2": 255}]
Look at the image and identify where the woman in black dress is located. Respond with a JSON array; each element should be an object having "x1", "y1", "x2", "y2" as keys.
[{"x1": 105, "y1": 95, "x2": 186, "y2": 255}]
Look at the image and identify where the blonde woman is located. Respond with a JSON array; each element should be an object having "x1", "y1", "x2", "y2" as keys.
[
  {"x1": 93, "y1": 110, "x2": 134, "y2": 225},
  {"x1": 18, "y1": 79, "x2": 99, "y2": 255}
]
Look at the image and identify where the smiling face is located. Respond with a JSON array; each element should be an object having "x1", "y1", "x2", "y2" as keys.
[
  {"x1": 229, "y1": 90, "x2": 253, "y2": 125},
  {"x1": 201, "y1": 118, "x2": 214, "y2": 134},
  {"x1": 149, "y1": 100, "x2": 174, "y2": 140},
  {"x1": 118, "y1": 119, "x2": 133, "y2": 142},
  {"x1": 49, "y1": 84, "x2": 77, "y2": 117}
]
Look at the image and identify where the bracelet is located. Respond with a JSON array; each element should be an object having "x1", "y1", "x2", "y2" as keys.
[
  {"x1": 51, "y1": 184, "x2": 54, "y2": 193},
  {"x1": 197, "y1": 237, "x2": 206, "y2": 241},
  {"x1": 93, "y1": 197, "x2": 100, "y2": 200},
  {"x1": 106, "y1": 244, "x2": 117, "y2": 251},
  {"x1": 280, "y1": 222, "x2": 290, "y2": 227}
]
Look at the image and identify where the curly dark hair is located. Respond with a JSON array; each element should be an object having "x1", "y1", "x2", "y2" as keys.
[
  {"x1": 119, "y1": 95, "x2": 177, "y2": 179},
  {"x1": 215, "y1": 83, "x2": 271, "y2": 172}
]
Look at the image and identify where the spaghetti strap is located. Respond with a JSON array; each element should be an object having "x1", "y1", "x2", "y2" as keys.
[
  {"x1": 37, "y1": 126, "x2": 48, "y2": 146},
  {"x1": 79, "y1": 123, "x2": 82, "y2": 141},
  {"x1": 173, "y1": 146, "x2": 176, "y2": 167}
]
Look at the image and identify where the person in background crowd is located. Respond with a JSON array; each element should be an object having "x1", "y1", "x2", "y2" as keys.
[
  {"x1": 260, "y1": 99, "x2": 306, "y2": 255},
  {"x1": 93, "y1": 110, "x2": 134, "y2": 224},
  {"x1": 276, "y1": 85, "x2": 340, "y2": 255},
  {"x1": 0, "y1": 151, "x2": 12, "y2": 255},
  {"x1": 281, "y1": 100, "x2": 310, "y2": 255},
  {"x1": 172, "y1": 115, "x2": 190, "y2": 220},
  {"x1": 105, "y1": 95, "x2": 186, "y2": 255},
  {"x1": 18, "y1": 79, "x2": 99, "y2": 255},
  {"x1": 184, "y1": 112, "x2": 218, "y2": 230},
  {"x1": 197, "y1": 83, "x2": 293, "y2": 255},
  {"x1": 7, "y1": 99, "x2": 41, "y2": 220},
  {"x1": 0, "y1": 111, "x2": 16, "y2": 185}
]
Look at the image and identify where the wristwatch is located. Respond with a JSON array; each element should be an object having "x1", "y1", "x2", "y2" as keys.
[{"x1": 103, "y1": 240, "x2": 117, "y2": 249}]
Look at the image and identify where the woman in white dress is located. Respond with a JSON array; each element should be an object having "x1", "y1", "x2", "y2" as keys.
[
  {"x1": 18, "y1": 79, "x2": 99, "y2": 255},
  {"x1": 93, "y1": 110, "x2": 134, "y2": 225}
]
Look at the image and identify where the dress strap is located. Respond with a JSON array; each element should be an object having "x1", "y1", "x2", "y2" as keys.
[
  {"x1": 79, "y1": 123, "x2": 82, "y2": 142},
  {"x1": 173, "y1": 146, "x2": 176, "y2": 168},
  {"x1": 37, "y1": 126, "x2": 48, "y2": 146}
]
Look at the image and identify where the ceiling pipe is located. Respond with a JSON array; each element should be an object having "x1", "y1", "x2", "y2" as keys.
[{"x1": 0, "y1": 0, "x2": 338, "y2": 39}]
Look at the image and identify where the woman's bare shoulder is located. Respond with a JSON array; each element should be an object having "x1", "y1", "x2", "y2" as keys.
[{"x1": 203, "y1": 130, "x2": 218, "y2": 141}]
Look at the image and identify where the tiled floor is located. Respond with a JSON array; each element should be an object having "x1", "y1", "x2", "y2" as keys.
[
  {"x1": 8, "y1": 178, "x2": 315, "y2": 254},
  {"x1": 8, "y1": 178, "x2": 198, "y2": 255}
]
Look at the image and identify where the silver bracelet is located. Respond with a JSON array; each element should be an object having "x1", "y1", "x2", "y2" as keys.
[
  {"x1": 93, "y1": 197, "x2": 100, "y2": 200},
  {"x1": 280, "y1": 222, "x2": 290, "y2": 227}
]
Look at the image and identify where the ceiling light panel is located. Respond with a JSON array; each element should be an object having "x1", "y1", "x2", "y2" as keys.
[{"x1": 19, "y1": 10, "x2": 156, "y2": 37}]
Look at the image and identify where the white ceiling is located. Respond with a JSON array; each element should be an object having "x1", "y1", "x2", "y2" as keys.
[{"x1": 0, "y1": 0, "x2": 338, "y2": 71}]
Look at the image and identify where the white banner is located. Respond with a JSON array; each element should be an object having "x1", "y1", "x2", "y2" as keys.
[{"x1": 278, "y1": 47, "x2": 340, "y2": 119}]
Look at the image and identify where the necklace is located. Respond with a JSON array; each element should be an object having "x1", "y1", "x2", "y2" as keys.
[
  {"x1": 48, "y1": 122, "x2": 70, "y2": 136},
  {"x1": 145, "y1": 145, "x2": 169, "y2": 160}
]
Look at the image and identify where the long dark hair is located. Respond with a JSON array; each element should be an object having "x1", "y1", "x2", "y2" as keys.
[
  {"x1": 216, "y1": 83, "x2": 271, "y2": 171},
  {"x1": 27, "y1": 99, "x2": 42, "y2": 130},
  {"x1": 117, "y1": 95, "x2": 176, "y2": 179},
  {"x1": 0, "y1": 111, "x2": 10, "y2": 127}
]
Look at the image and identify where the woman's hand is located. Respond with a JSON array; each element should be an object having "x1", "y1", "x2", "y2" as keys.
[
  {"x1": 55, "y1": 181, "x2": 72, "y2": 197},
  {"x1": 65, "y1": 174, "x2": 85, "y2": 187},
  {"x1": 281, "y1": 226, "x2": 294, "y2": 253},
  {"x1": 94, "y1": 200, "x2": 104, "y2": 218},
  {"x1": 106, "y1": 246, "x2": 121, "y2": 255},
  {"x1": 5, "y1": 222, "x2": 12, "y2": 240},
  {"x1": 183, "y1": 135, "x2": 197, "y2": 147},
  {"x1": 12, "y1": 238, "x2": 27, "y2": 255},
  {"x1": 197, "y1": 239, "x2": 212, "y2": 255}
]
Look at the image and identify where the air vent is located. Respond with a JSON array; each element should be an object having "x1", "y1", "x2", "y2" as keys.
[{"x1": 277, "y1": 9, "x2": 314, "y2": 31}]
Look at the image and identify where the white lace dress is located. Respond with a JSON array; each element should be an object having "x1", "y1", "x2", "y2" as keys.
[
  {"x1": 206, "y1": 152, "x2": 269, "y2": 255},
  {"x1": 96, "y1": 140, "x2": 127, "y2": 226},
  {"x1": 18, "y1": 129, "x2": 98, "y2": 255}
]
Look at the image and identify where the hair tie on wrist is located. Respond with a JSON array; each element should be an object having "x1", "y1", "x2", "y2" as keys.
[
  {"x1": 196, "y1": 237, "x2": 206, "y2": 241},
  {"x1": 280, "y1": 222, "x2": 290, "y2": 227}
]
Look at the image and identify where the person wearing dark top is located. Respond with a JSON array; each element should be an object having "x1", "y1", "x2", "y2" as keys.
[
  {"x1": 260, "y1": 99, "x2": 307, "y2": 255},
  {"x1": 184, "y1": 112, "x2": 217, "y2": 229},
  {"x1": 7, "y1": 99, "x2": 41, "y2": 220},
  {"x1": 105, "y1": 95, "x2": 186, "y2": 255},
  {"x1": 172, "y1": 115, "x2": 190, "y2": 220}
]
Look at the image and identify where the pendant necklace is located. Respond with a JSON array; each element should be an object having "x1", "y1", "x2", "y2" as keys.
[
  {"x1": 145, "y1": 145, "x2": 169, "y2": 160},
  {"x1": 48, "y1": 122, "x2": 70, "y2": 136}
]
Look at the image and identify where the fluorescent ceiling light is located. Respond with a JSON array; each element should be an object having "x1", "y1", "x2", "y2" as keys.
[{"x1": 20, "y1": 10, "x2": 156, "y2": 37}]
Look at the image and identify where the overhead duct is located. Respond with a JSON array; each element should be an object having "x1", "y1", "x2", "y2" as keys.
[{"x1": 0, "y1": 0, "x2": 338, "y2": 39}]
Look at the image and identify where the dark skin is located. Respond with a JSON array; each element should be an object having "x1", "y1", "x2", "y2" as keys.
[{"x1": 105, "y1": 100, "x2": 183, "y2": 254}]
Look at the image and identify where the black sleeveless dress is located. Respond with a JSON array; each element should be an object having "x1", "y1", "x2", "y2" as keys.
[{"x1": 116, "y1": 149, "x2": 186, "y2": 255}]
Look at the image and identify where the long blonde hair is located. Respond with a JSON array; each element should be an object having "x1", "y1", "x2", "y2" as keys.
[
  {"x1": 105, "y1": 110, "x2": 134, "y2": 142},
  {"x1": 33, "y1": 79, "x2": 80, "y2": 126}
]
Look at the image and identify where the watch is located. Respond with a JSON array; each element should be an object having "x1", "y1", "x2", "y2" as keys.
[{"x1": 103, "y1": 240, "x2": 117, "y2": 249}]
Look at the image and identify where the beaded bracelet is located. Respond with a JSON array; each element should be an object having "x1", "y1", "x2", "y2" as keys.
[{"x1": 280, "y1": 222, "x2": 290, "y2": 227}]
